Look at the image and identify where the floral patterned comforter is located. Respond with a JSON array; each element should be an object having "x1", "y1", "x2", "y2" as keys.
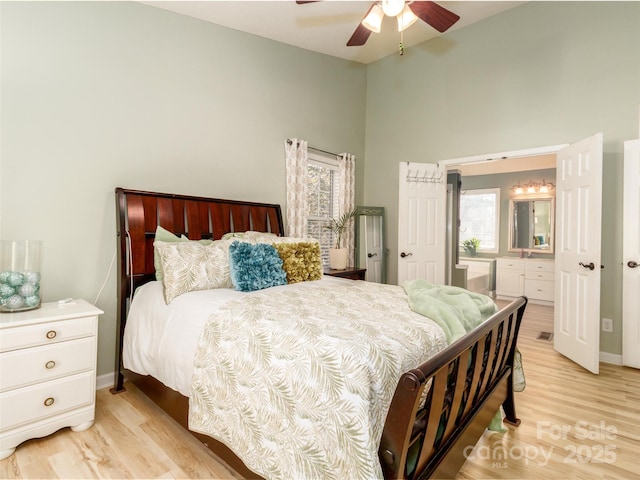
[{"x1": 188, "y1": 281, "x2": 447, "y2": 480}]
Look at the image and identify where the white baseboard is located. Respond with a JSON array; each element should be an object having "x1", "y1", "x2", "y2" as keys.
[
  {"x1": 599, "y1": 351, "x2": 622, "y2": 365},
  {"x1": 96, "y1": 371, "x2": 115, "y2": 391}
]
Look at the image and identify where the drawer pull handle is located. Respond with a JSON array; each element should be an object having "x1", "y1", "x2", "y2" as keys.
[
  {"x1": 44, "y1": 397, "x2": 55, "y2": 407},
  {"x1": 46, "y1": 330, "x2": 57, "y2": 340},
  {"x1": 45, "y1": 360, "x2": 56, "y2": 369}
]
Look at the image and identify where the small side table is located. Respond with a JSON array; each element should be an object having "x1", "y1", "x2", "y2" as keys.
[
  {"x1": 324, "y1": 267, "x2": 366, "y2": 281},
  {"x1": 0, "y1": 299, "x2": 103, "y2": 460}
]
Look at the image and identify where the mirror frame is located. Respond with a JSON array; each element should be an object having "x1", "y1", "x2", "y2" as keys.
[
  {"x1": 355, "y1": 206, "x2": 386, "y2": 283},
  {"x1": 508, "y1": 196, "x2": 555, "y2": 255}
]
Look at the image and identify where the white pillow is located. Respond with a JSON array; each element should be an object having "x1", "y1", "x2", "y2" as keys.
[{"x1": 154, "y1": 239, "x2": 234, "y2": 304}]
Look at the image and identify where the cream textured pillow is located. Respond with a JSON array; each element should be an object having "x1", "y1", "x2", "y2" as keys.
[{"x1": 154, "y1": 239, "x2": 233, "y2": 304}]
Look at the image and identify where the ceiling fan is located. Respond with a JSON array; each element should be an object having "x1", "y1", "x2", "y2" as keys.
[{"x1": 296, "y1": 0, "x2": 460, "y2": 47}]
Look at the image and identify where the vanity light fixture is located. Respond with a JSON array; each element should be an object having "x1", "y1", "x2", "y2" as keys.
[
  {"x1": 511, "y1": 179, "x2": 555, "y2": 196},
  {"x1": 538, "y1": 180, "x2": 555, "y2": 193}
]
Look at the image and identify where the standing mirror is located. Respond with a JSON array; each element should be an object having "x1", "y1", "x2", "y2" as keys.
[
  {"x1": 508, "y1": 197, "x2": 555, "y2": 254},
  {"x1": 355, "y1": 206, "x2": 386, "y2": 283}
]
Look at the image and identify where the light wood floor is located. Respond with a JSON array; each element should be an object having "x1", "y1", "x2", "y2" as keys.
[{"x1": 2, "y1": 302, "x2": 639, "y2": 479}]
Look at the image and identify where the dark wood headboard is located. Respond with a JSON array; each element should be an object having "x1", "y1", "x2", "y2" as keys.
[{"x1": 112, "y1": 187, "x2": 284, "y2": 392}]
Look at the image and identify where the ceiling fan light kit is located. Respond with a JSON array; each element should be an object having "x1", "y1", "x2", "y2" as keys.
[
  {"x1": 381, "y1": 0, "x2": 405, "y2": 17},
  {"x1": 299, "y1": 1, "x2": 461, "y2": 52},
  {"x1": 362, "y1": 4, "x2": 384, "y2": 33},
  {"x1": 397, "y1": 5, "x2": 419, "y2": 32}
]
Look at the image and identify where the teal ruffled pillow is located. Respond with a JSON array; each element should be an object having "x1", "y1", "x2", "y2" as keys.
[{"x1": 228, "y1": 241, "x2": 287, "y2": 292}]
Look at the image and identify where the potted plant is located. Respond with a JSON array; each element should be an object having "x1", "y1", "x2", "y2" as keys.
[
  {"x1": 461, "y1": 237, "x2": 481, "y2": 257},
  {"x1": 324, "y1": 208, "x2": 358, "y2": 270}
]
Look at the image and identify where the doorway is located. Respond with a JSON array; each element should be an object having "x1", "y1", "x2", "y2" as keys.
[{"x1": 437, "y1": 134, "x2": 604, "y2": 374}]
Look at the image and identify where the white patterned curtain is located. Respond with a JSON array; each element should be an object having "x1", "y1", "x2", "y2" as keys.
[
  {"x1": 338, "y1": 153, "x2": 356, "y2": 266},
  {"x1": 284, "y1": 138, "x2": 308, "y2": 237}
]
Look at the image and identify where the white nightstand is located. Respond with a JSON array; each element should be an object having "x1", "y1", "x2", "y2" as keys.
[{"x1": 0, "y1": 299, "x2": 103, "y2": 460}]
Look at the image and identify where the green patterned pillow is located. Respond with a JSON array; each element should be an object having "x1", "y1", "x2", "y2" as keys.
[
  {"x1": 155, "y1": 239, "x2": 233, "y2": 304},
  {"x1": 154, "y1": 226, "x2": 182, "y2": 282},
  {"x1": 274, "y1": 242, "x2": 322, "y2": 284},
  {"x1": 154, "y1": 226, "x2": 213, "y2": 282}
]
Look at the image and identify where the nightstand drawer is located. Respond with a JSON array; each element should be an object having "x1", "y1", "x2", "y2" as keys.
[
  {"x1": 0, "y1": 337, "x2": 96, "y2": 392},
  {"x1": 0, "y1": 316, "x2": 97, "y2": 353},
  {"x1": 0, "y1": 371, "x2": 95, "y2": 432}
]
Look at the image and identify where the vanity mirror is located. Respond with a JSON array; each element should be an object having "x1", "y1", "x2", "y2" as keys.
[
  {"x1": 355, "y1": 206, "x2": 385, "y2": 283},
  {"x1": 508, "y1": 197, "x2": 555, "y2": 254}
]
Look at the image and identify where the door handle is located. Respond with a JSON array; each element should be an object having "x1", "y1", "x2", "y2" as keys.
[
  {"x1": 628, "y1": 260, "x2": 639, "y2": 269},
  {"x1": 400, "y1": 252, "x2": 413, "y2": 258},
  {"x1": 367, "y1": 253, "x2": 378, "y2": 258},
  {"x1": 579, "y1": 262, "x2": 595, "y2": 271}
]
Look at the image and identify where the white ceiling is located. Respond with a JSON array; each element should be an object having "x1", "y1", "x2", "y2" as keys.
[{"x1": 141, "y1": 1, "x2": 526, "y2": 64}]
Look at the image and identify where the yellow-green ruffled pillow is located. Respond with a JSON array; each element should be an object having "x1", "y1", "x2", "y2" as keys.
[{"x1": 274, "y1": 242, "x2": 322, "y2": 284}]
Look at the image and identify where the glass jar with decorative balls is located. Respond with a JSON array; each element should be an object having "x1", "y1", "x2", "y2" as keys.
[{"x1": 0, "y1": 240, "x2": 42, "y2": 312}]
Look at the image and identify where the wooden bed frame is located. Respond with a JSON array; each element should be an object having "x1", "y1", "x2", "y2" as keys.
[{"x1": 112, "y1": 187, "x2": 528, "y2": 480}]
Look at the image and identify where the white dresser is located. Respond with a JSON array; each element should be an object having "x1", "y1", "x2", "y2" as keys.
[
  {"x1": 496, "y1": 258, "x2": 555, "y2": 305},
  {"x1": 0, "y1": 299, "x2": 102, "y2": 460}
]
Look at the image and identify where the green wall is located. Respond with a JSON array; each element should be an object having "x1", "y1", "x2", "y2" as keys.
[
  {"x1": 0, "y1": 1, "x2": 367, "y2": 377},
  {"x1": 2, "y1": 1, "x2": 638, "y2": 375},
  {"x1": 365, "y1": 1, "x2": 640, "y2": 356}
]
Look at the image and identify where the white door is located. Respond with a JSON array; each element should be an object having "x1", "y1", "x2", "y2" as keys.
[
  {"x1": 554, "y1": 133, "x2": 603, "y2": 374},
  {"x1": 398, "y1": 162, "x2": 446, "y2": 285},
  {"x1": 363, "y1": 215, "x2": 384, "y2": 283},
  {"x1": 623, "y1": 139, "x2": 640, "y2": 368}
]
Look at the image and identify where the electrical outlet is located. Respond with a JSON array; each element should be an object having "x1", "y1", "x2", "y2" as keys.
[{"x1": 602, "y1": 318, "x2": 613, "y2": 333}]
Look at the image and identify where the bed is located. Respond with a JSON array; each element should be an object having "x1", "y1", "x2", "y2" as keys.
[{"x1": 112, "y1": 187, "x2": 527, "y2": 480}]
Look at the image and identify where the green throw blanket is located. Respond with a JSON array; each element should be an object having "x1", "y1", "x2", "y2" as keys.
[
  {"x1": 403, "y1": 279, "x2": 525, "y2": 432},
  {"x1": 403, "y1": 279, "x2": 498, "y2": 344}
]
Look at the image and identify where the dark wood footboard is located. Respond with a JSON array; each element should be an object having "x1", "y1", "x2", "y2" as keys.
[{"x1": 379, "y1": 296, "x2": 527, "y2": 479}]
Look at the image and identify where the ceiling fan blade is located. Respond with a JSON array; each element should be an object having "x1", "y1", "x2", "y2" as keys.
[
  {"x1": 347, "y1": 3, "x2": 375, "y2": 46},
  {"x1": 409, "y1": 1, "x2": 460, "y2": 33},
  {"x1": 295, "y1": 1, "x2": 320, "y2": 4},
  {"x1": 347, "y1": 23, "x2": 373, "y2": 46}
]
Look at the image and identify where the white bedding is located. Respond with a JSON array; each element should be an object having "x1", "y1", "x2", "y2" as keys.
[{"x1": 123, "y1": 276, "x2": 356, "y2": 396}]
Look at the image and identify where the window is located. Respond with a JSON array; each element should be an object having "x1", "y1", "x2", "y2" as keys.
[
  {"x1": 459, "y1": 188, "x2": 500, "y2": 253},
  {"x1": 306, "y1": 153, "x2": 341, "y2": 266}
]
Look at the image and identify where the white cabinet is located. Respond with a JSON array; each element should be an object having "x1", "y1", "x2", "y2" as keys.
[
  {"x1": 0, "y1": 300, "x2": 102, "y2": 460},
  {"x1": 496, "y1": 258, "x2": 525, "y2": 298},
  {"x1": 496, "y1": 258, "x2": 554, "y2": 305}
]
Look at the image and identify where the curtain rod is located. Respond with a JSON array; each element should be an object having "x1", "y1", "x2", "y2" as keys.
[{"x1": 286, "y1": 138, "x2": 339, "y2": 158}]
